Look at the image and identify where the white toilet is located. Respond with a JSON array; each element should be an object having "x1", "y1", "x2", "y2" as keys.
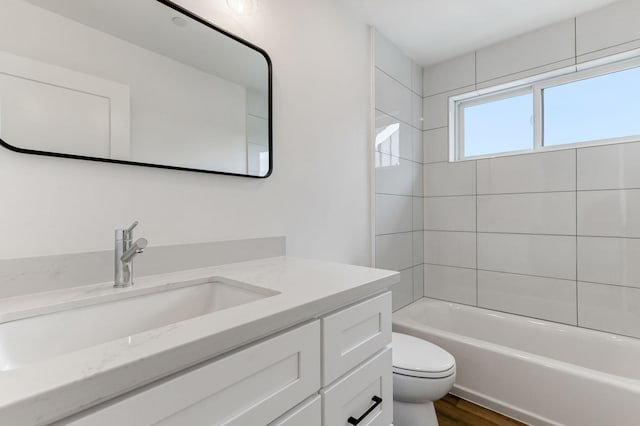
[{"x1": 392, "y1": 332, "x2": 456, "y2": 426}]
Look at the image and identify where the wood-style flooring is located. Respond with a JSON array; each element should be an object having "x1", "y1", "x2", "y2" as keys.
[{"x1": 434, "y1": 394, "x2": 527, "y2": 426}]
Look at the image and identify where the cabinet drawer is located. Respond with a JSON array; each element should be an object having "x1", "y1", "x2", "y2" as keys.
[
  {"x1": 269, "y1": 395, "x2": 321, "y2": 426},
  {"x1": 67, "y1": 321, "x2": 321, "y2": 426},
  {"x1": 321, "y1": 348, "x2": 392, "y2": 426},
  {"x1": 322, "y1": 292, "x2": 391, "y2": 385}
]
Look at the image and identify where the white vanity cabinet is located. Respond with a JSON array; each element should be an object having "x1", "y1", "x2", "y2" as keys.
[
  {"x1": 322, "y1": 292, "x2": 393, "y2": 426},
  {"x1": 65, "y1": 321, "x2": 321, "y2": 425},
  {"x1": 269, "y1": 395, "x2": 321, "y2": 426},
  {"x1": 63, "y1": 292, "x2": 392, "y2": 426},
  {"x1": 322, "y1": 349, "x2": 392, "y2": 426},
  {"x1": 322, "y1": 291, "x2": 392, "y2": 385}
]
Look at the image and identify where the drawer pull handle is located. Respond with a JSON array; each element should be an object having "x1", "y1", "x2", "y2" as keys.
[{"x1": 347, "y1": 395, "x2": 383, "y2": 425}]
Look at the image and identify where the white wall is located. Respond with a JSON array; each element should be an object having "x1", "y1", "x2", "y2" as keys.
[
  {"x1": 422, "y1": 0, "x2": 640, "y2": 339},
  {"x1": 0, "y1": 0, "x2": 372, "y2": 267}
]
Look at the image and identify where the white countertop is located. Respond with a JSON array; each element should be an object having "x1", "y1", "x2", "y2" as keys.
[{"x1": 0, "y1": 256, "x2": 398, "y2": 425}]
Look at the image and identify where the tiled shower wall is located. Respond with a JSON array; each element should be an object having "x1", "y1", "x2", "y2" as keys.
[
  {"x1": 373, "y1": 31, "x2": 424, "y2": 311},
  {"x1": 423, "y1": 0, "x2": 640, "y2": 339}
]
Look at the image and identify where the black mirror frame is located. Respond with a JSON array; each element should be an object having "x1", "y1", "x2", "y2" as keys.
[{"x1": 0, "y1": 0, "x2": 273, "y2": 178}]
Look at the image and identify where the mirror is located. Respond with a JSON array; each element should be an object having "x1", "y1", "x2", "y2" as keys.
[{"x1": 0, "y1": 0, "x2": 272, "y2": 177}]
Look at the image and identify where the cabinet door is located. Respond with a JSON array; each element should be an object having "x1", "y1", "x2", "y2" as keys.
[
  {"x1": 322, "y1": 348, "x2": 392, "y2": 426},
  {"x1": 269, "y1": 395, "x2": 321, "y2": 426},
  {"x1": 66, "y1": 321, "x2": 320, "y2": 426},
  {"x1": 322, "y1": 292, "x2": 391, "y2": 385}
]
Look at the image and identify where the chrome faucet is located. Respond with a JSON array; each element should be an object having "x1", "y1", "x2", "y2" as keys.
[{"x1": 114, "y1": 221, "x2": 148, "y2": 288}]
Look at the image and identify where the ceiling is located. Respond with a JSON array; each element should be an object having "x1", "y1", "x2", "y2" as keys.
[{"x1": 339, "y1": 0, "x2": 623, "y2": 66}]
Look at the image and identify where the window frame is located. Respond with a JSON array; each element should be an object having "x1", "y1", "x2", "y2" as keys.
[{"x1": 450, "y1": 48, "x2": 640, "y2": 162}]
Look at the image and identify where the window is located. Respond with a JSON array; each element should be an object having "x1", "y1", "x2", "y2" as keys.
[
  {"x1": 460, "y1": 90, "x2": 533, "y2": 158},
  {"x1": 451, "y1": 51, "x2": 640, "y2": 161},
  {"x1": 543, "y1": 66, "x2": 640, "y2": 146}
]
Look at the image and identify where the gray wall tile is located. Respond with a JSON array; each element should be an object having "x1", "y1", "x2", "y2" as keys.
[
  {"x1": 425, "y1": 231, "x2": 476, "y2": 269},
  {"x1": 424, "y1": 264, "x2": 476, "y2": 305},
  {"x1": 478, "y1": 233, "x2": 576, "y2": 280},
  {"x1": 578, "y1": 190, "x2": 640, "y2": 238},
  {"x1": 478, "y1": 271, "x2": 577, "y2": 325},
  {"x1": 478, "y1": 192, "x2": 576, "y2": 235},
  {"x1": 424, "y1": 196, "x2": 475, "y2": 232}
]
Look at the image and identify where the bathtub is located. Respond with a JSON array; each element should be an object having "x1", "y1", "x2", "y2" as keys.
[{"x1": 393, "y1": 298, "x2": 640, "y2": 426}]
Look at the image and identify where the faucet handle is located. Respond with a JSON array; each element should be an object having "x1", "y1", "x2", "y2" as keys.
[
  {"x1": 124, "y1": 220, "x2": 139, "y2": 239},
  {"x1": 126, "y1": 220, "x2": 139, "y2": 234},
  {"x1": 115, "y1": 220, "x2": 140, "y2": 240}
]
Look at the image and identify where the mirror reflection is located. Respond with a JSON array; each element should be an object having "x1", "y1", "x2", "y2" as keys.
[{"x1": 0, "y1": 0, "x2": 272, "y2": 177}]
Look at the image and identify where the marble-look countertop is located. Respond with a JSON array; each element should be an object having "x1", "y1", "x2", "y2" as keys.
[{"x1": 0, "y1": 256, "x2": 398, "y2": 425}]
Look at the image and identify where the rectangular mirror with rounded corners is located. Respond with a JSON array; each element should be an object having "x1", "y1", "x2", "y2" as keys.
[{"x1": 0, "y1": 0, "x2": 272, "y2": 177}]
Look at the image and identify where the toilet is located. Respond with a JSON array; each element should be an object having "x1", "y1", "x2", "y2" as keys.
[{"x1": 392, "y1": 332, "x2": 456, "y2": 426}]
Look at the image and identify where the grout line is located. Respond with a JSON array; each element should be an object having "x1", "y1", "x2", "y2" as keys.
[
  {"x1": 474, "y1": 51, "x2": 478, "y2": 91},
  {"x1": 420, "y1": 295, "x2": 477, "y2": 308},
  {"x1": 474, "y1": 57, "x2": 576, "y2": 89},
  {"x1": 475, "y1": 160, "x2": 478, "y2": 306},
  {"x1": 425, "y1": 229, "x2": 476, "y2": 234},
  {"x1": 374, "y1": 151, "x2": 424, "y2": 165},
  {"x1": 576, "y1": 234, "x2": 640, "y2": 240},
  {"x1": 425, "y1": 187, "x2": 640, "y2": 197},
  {"x1": 422, "y1": 84, "x2": 476, "y2": 99},
  {"x1": 375, "y1": 230, "x2": 414, "y2": 238},
  {"x1": 577, "y1": 280, "x2": 640, "y2": 291},
  {"x1": 375, "y1": 108, "x2": 423, "y2": 132},
  {"x1": 477, "y1": 230, "x2": 576, "y2": 237},
  {"x1": 425, "y1": 263, "x2": 477, "y2": 271},
  {"x1": 578, "y1": 37, "x2": 640, "y2": 60},
  {"x1": 375, "y1": 192, "x2": 417, "y2": 198},
  {"x1": 423, "y1": 126, "x2": 450, "y2": 132},
  {"x1": 426, "y1": 229, "x2": 575, "y2": 237},
  {"x1": 475, "y1": 190, "x2": 575, "y2": 196},
  {"x1": 374, "y1": 66, "x2": 421, "y2": 97},
  {"x1": 411, "y1": 178, "x2": 415, "y2": 301},
  {"x1": 425, "y1": 193, "x2": 479, "y2": 198},
  {"x1": 425, "y1": 190, "x2": 574, "y2": 198},
  {"x1": 424, "y1": 228, "x2": 640, "y2": 241},
  {"x1": 424, "y1": 194, "x2": 476, "y2": 199},
  {"x1": 482, "y1": 230, "x2": 640, "y2": 240},
  {"x1": 423, "y1": 125, "x2": 448, "y2": 131},
  {"x1": 477, "y1": 268, "x2": 574, "y2": 282},
  {"x1": 575, "y1": 148, "x2": 579, "y2": 325},
  {"x1": 574, "y1": 18, "x2": 578, "y2": 66},
  {"x1": 421, "y1": 62, "x2": 478, "y2": 97},
  {"x1": 425, "y1": 263, "x2": 576, "y2": 283},
  {"x1": 577, "y1": 187, "x2": 640, "y2": 193}
]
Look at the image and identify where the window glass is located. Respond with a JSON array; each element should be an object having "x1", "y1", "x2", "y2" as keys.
[
  {"x1": 544, "y1": 66, "x2": 640, "y2": 146},
  {"x1": 462, "y1": 92, "x2": 533, "y2": 158}
]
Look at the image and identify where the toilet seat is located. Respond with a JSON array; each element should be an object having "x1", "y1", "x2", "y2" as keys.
[{"x1": 392, "y1": 332, "x2": 455, "y2": 379}]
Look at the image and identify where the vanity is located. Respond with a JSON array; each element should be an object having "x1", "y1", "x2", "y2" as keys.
[{"x1": 0, "y1": 257, "x2": 397, "y2": 425}]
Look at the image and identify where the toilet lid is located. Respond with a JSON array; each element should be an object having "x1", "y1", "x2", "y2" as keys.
[{"x1": 392, "y1": 332, "x2": 455, "y2": 379}]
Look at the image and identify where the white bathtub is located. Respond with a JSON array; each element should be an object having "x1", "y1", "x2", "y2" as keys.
[{"x1": 393, "y1": 298, "x2": 640, "y2": 426}]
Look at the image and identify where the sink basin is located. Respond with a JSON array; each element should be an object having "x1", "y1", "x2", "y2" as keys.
[{"x1": 0, "y1": 279, "x2": 276, "y2": 372}]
